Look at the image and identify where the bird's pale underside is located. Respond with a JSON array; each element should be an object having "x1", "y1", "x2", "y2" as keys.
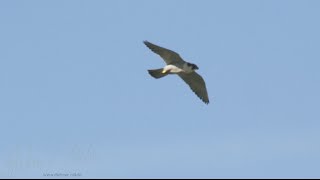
[{"x1": 144, "y1": 41, "x2": 209, "y2": 104}]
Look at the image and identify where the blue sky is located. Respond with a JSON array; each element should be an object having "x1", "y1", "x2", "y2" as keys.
[{"x1": 1, "y1": 0, "x2": 320, "y2": 178}]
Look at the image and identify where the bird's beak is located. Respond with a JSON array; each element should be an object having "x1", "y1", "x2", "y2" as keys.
[{"x1": 162, "y1": 70, "x2": 167, "y2": 73}]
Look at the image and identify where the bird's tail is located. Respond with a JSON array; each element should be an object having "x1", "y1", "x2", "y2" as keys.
[{"x1": 148, "y1": 68, "x2": 168, "y2": 79}]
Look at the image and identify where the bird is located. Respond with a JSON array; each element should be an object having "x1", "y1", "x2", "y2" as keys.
[{"x1": 143, "y1": 41, "x2": 209, "y2": 104}]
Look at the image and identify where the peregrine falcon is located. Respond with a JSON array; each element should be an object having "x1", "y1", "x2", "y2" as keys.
[{"x1": 144, "y1": 41, "x2": 209, "y2": 104}]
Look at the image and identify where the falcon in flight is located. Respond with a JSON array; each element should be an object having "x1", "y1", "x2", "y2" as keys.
[{"x1": 144, "y1": 41, "x2": 209, "y2": 104}]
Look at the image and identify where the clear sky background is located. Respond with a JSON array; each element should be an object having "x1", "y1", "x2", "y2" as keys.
[{"x1": 1, "y1": 0, "x2": 320, "y2": 178}]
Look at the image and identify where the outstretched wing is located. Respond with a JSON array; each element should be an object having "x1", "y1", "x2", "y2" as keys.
[
  {"x1": 178, "y1": 72, "x2": 209, "y2": 104},
  {"x1": 143, "y1": 41, "x2": 185, "y2": 65}
]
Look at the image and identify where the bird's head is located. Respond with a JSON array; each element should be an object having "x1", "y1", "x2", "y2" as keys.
[{"x1": 187, "y1": 62, "x2": 199, "y2": 70}]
